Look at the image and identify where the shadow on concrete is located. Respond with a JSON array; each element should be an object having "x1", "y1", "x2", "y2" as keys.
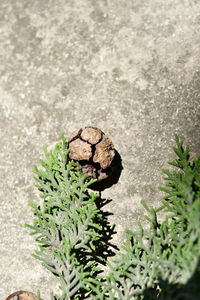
[
  {"x1": 74, "y1": 197, "x2": 118, "y2": 299},
  {"x1": 75, "y1": 197, "x2": 118, "y2": 264},
  {"x1": 90, "y1": 150, "x2": 123, "y2": 191}
]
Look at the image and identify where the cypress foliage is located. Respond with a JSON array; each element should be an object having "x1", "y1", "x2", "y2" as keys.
[{"x1": 26, "y1": 134, "x2": 200, "y2": 299}]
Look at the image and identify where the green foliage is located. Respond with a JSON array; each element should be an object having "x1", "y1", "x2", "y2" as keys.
[
  {"x1": 26, "y1": 134, "x2": 113, "y2": 299},
  {"x1": 26, "y1": 134, "x2": 200, "y2": 299}
]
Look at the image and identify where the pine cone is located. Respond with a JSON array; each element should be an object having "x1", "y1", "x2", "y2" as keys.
[
  {"x1": 68, "y1": 127, "x2": 115, "y2": 180},
  {"x1": 6, "y1": 291, "x2": 37, "y2": 300}
]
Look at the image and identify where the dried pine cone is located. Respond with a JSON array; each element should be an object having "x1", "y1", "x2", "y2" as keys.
[
  {"x1": 68, "y1": 127, "x2": 115, "y2": 180},
  {"x1": 6, "y1": 291, "x2": 37, "y2": 300}
]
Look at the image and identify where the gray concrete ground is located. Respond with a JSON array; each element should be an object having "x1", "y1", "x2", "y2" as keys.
[{"x1": 0, "y1": 0, "x2": 200, "y2": 299}]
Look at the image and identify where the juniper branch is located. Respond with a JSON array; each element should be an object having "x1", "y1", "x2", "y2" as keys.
[{"x1": 27, "y1": 134, "x2": 200, "y2": 299}]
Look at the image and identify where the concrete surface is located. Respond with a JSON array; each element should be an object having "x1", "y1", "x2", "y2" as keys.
[{"x1": 0, "y1": 0, "x2": 200, "y2": 298}]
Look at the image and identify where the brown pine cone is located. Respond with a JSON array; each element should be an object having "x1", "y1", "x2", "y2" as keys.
[
  {"x1": 6, "y1": 291, "x2": 37, "y2": 300},
  {"x1": 68, "y1": 127, "x2": 115, "y2": 180}
]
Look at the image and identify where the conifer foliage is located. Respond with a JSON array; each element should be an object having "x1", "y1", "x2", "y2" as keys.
[{"x1": 26, "y1": 134, "x2": 200, "y2": 299}]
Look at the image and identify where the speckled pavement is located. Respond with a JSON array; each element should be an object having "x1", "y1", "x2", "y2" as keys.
[{"x1": 0, "y1": 0, "x2": 200, "y2": 299}]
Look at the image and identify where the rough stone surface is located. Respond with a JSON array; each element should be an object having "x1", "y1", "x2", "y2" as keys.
[{"x1": 0, "y1": 0, "x2": 200, "y2": 299}]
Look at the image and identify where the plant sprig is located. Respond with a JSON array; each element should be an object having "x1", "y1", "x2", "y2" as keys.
[{"x1": 27, "y1": 134, "x2": 200, "y2": 299}]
